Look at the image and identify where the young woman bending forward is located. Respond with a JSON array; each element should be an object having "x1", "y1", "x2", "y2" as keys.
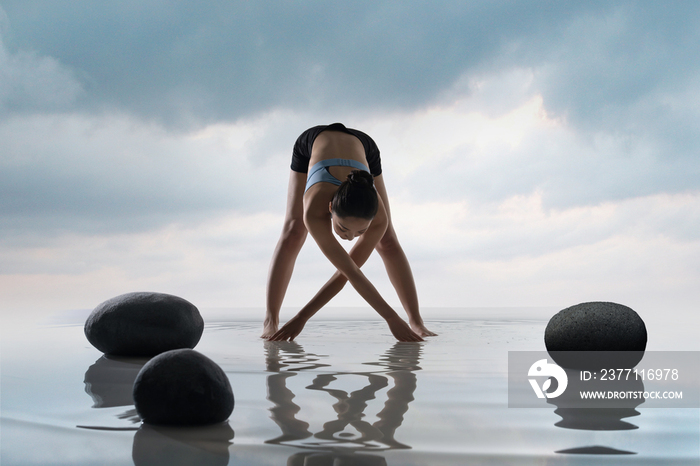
[{"x1": 263, "y1": 123, "x2": 436, "y2": 342}]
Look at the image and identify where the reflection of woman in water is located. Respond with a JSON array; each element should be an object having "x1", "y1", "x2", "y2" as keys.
[
  {"x1": 264, "y1": 340, "x2": 421, "y2": 454},
  {"x1": 263, "y1": 123, "x2": 436, "y2": 342}
]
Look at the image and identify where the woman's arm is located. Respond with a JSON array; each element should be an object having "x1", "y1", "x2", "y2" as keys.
[
  {"x1": 269, "y1": 225, "x2": 379, "y2": 340},
  {"x1": 270, "y1": 196, "x2": 422, "y2": 342},
  {"x1": 268, "y1": 202, "x2": 384, "y2": 341}
]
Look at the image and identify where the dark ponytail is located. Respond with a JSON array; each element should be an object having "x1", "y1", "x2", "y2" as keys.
[{"x1": 331, "y1": 170, "x2": 378, "y2": 220}]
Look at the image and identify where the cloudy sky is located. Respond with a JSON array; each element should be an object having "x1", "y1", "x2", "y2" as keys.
[{"x1": 1, "y1": 1, "x2": 699, "y2": 324}]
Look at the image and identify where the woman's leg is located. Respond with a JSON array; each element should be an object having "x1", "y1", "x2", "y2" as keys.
[
  {"x1": 372, "y1": 175, "x2": 436, "y2": 336},
  {"x1": 263, "y1": 170, "x2": 308, "y2": 338}
]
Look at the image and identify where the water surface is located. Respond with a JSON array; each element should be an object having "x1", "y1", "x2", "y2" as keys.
[{"x1": 1, "y1": 308, "x2": 698, "y2": 465}]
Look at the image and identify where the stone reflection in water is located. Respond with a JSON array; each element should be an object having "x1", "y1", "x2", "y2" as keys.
[
  {"x1": 132, "y1": 422, "x2": 234, "y2": 466},
  {"x1": 265, "y1": 340, "x2": 422, "y2": 463},
  {"x1": 287, "y1": 450, "x2": 387, "y2": 466},
  {"x1": 84, "y1": 355, "x2": 150, "y2": 408},
  {"x1": 83, "y1": 355, "x2": 149, "y2": 424},
  {"x1": 550, "y1": 367, "x2": 644, "y2": 455},
  {"x1": 556, "y1": 446, "x2": 636, "y2": 455}
]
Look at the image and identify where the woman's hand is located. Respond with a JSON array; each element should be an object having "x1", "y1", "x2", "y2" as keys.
[
  {"x1": 387, "y1": 316, "x2": 424, "y2": 342},
  {"x1": 267, "y1": 314, "x2": 308, "y2": 341}
]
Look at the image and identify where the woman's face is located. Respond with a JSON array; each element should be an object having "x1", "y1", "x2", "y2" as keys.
[{"x1": 330, "y1": 212, "x2": 372, "y2": 241}]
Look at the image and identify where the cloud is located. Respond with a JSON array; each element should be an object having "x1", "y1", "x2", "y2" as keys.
[
  {"x1": 0, "y1": 111, "x2": 304, "y2": 240},
  {"x1": 0, "y1": 1, "x2": 618, "y2": 127},
  {"x1": 0, "y1": 211, "x2": 283, "y2": 311},
  {"x1": 531, "y1": 3, "x2": 700, "y2": 126},
  {"x1": 355, "y1": 66, "x2": 700, "y2": 210},
  {"x1": 0, "y1": 7, "x2": 83, "y2": 114},
  {"x1": 392, "y1": 191, "x2": 700, "y2": 261},
  {"x1": 4, "y1": 2, "x2": 698, "y2": 168},
  {"x1": 387, "y1": 191, "x2": 700, "y2": 312}
]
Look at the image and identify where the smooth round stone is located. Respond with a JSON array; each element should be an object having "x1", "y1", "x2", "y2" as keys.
[
  {"x1": 84, "y1": 292, "x2": 204, "y2": 356},
  {"x1": 545, "y1": 302, "x2": 647, "y2": 369},
  {"x1": 133, "y1": 349, "x2": 234, "y2": 426}
]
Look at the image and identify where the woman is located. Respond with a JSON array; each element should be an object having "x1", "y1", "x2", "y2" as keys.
[{"x1": 263, "y1": 123, "x2": 436, "y2": 342}]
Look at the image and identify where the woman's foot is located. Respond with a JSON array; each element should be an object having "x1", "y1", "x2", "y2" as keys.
[
  {"x1": 410, "y1": 320, "x2": 437, "y2": 337},
  {"x1": 261, "y1": 317, "x2": 279, "y2": 339}
]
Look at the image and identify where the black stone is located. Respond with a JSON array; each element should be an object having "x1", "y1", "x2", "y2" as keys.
[
  {"x1": 133, "y1": 349, "x2": 234, "y2": 426},
  {"x1": 84, "y1": 292, "x2": 204, "y2": 356},
  {"x1": 545, "y1": 302, "x2": 647, "y2": 369}
]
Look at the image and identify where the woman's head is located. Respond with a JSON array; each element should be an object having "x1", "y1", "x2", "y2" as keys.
[
  {"x1": 329, "y1": 170, "x2": 378, "y2": 241},
  {"x1": 330, "y1": 170, "x2": 379, "y2": 220}
]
